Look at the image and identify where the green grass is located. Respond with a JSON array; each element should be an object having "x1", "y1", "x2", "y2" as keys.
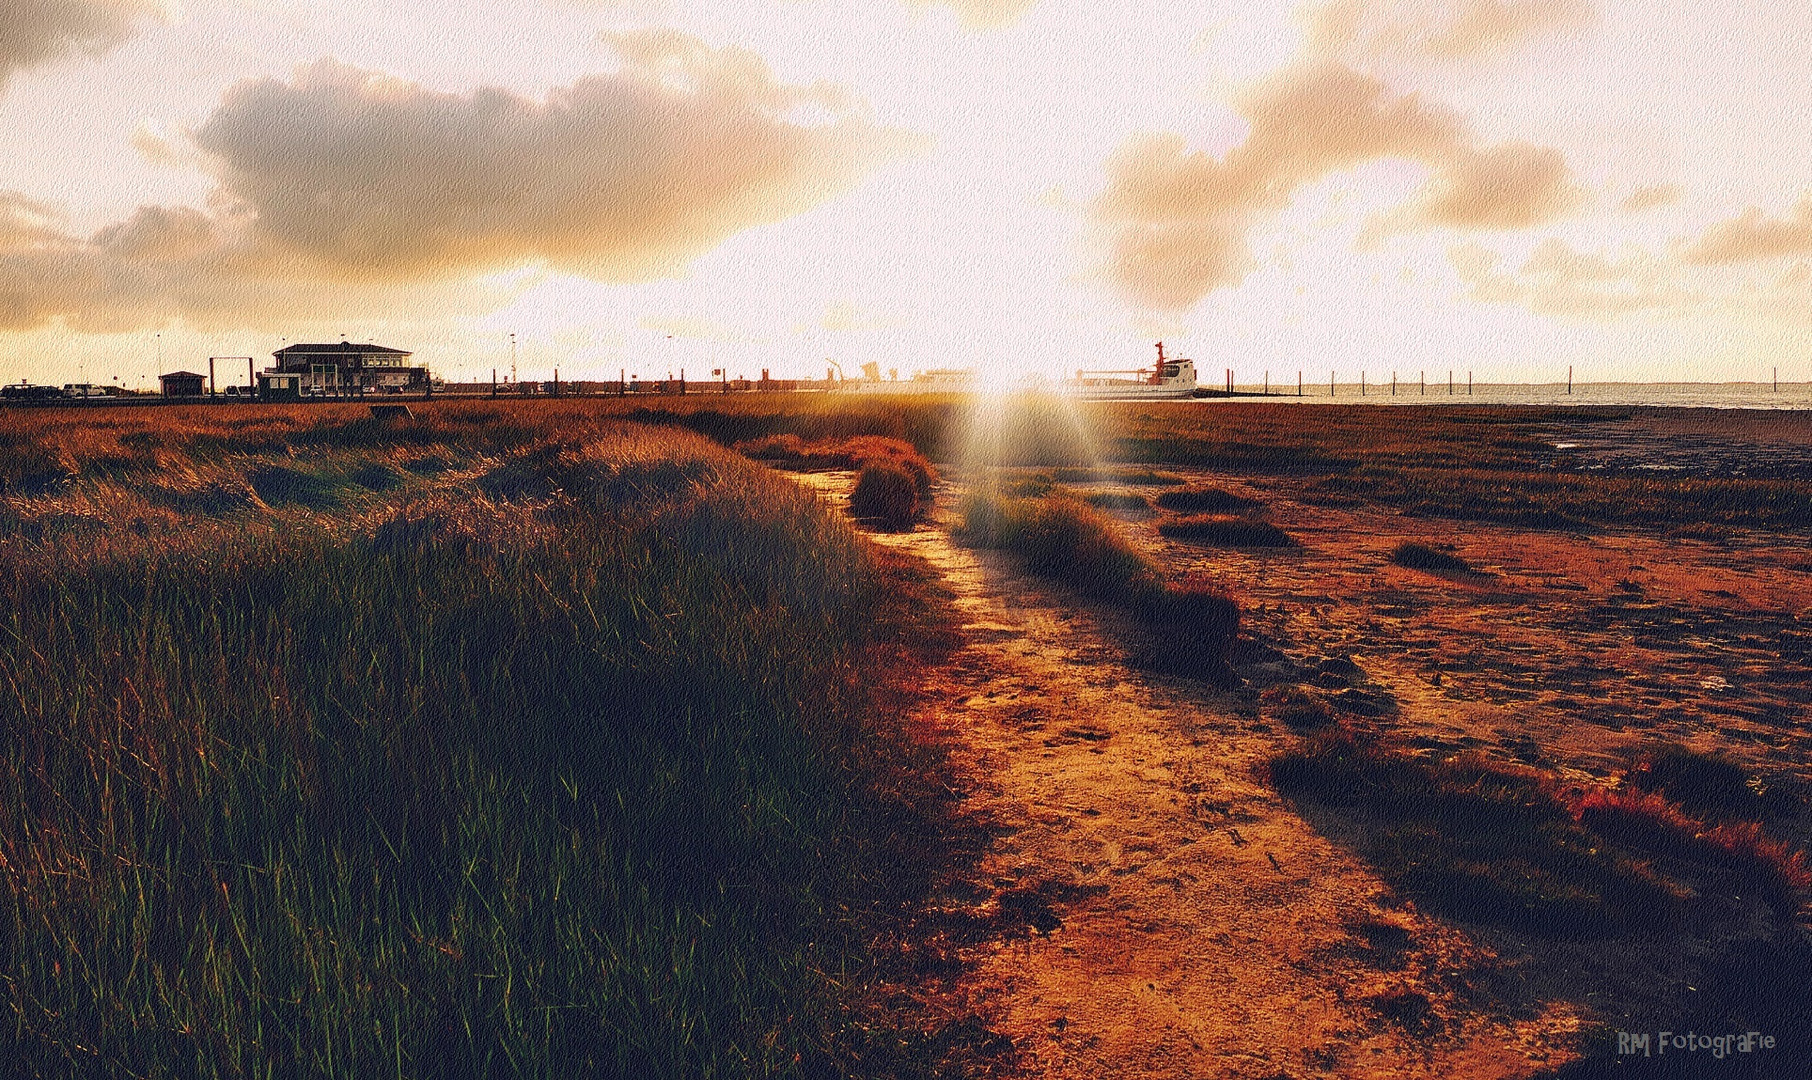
[{"x1": 0, "y1": 411, "x2": 969, "y2": 1078}]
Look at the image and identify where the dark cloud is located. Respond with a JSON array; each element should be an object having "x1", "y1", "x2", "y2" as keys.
[
  {"x1": 0, "y1": 32, "x2": 918, "y2": 331},
  {"x1": 1090, "y1": 62, "x2": 1581, "y2": 309},
  {"x1": 0, "y1": 0, "x2": 166, "y2": 89}
]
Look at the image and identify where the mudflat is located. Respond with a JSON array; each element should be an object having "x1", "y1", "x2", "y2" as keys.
[{"x1": 795, "y1": 402, "x2": 1810, "y2": 1078}]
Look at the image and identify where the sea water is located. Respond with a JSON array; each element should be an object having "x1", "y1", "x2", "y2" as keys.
[{"x1": 1209, "y1": 382, "x2": 1812, "y2": 410}]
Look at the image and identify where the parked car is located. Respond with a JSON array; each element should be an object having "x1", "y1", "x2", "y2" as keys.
[{"x1": 1, "y1": 383, "x2": 62, "y2": 401}]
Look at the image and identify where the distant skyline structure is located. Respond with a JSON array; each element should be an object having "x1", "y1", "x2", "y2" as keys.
[{"x1": 2, "y1": 1, "x2": 1812, "y2": 388}]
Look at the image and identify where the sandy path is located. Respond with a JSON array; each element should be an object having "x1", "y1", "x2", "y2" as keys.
[{"x1": 804, "y1": 474, "x2": 1583, "y2": 1079}]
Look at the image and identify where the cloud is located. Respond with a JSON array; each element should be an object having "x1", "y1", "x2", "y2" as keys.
[
  {"x1": 1406, "y1": 140, "x2": 1580, "y2": 229},
  {"x1": 0, "y1": 203, "x2": 505, "y2": 333},
  {"x1": 1620, "y1": 183, "x2": 1681, "y2": 213},
  {"x1": 1310, "y1": 0, "x2": 1593, "y2": 65},
  {"x1": 906, "y1": 0, "x2": 1039, "y2": 29},
  {"x1": 1089, "y1": 62, "x2": 1580, "y2": 308},
  {"x1": 0, "y1": 192, "x2": 64, "y2": 247},
  {"x1": 1452, "y1": 238, "x2": 1698, "y2": 317},
  {"x1": 1684, "y1": 195, "x2": 1812, "y2": 264},
  {"x1": 192, "y1": 34, "x2": 919, "y2": 282},
  {"x1": 0, "y1": 0, "x2": 169, "y2": 89},
  {"x1": 0, "y1": 32, "x2": 918, "y2": 331}
]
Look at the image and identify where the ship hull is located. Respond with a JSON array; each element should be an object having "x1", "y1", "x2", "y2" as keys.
[{"x1": 1062, "y1": 382, "x2": 1197, "y2": 400}]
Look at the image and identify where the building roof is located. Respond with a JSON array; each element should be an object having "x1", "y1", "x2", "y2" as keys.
[
  {"x1": 274, "y1": 341, "x2": 411, "y2": 358},
  {"x1": 160, "y1": 371, "x2": 206, "y2": 379}
]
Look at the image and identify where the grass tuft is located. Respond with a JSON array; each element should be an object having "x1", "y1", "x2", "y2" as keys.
[
  {"x1": 1158, "y1": 515, "x2": 1294, "y2": 547},
  {"x1": 1153, "y1": 487, "x2": 1261, "y2": 513},
  {"x1": 1083, "y1": 491, "x2": 1151, "y2": 511},
  {"x1": 956, "y1": 492, "x2": 1238, "y2": 684},
  {"x1": 1271, "y1": 728, "x2": 1680, "y2": 936},
  {"x1": 850, "y1": 461, "x2": 926, "y2": 529},
  {"x1": 1389, "y1": 542, "x2": 1475, "y2": 573},
  {"x1": 1273, "y1": 727, "x2": 1809, "y2": 935}
]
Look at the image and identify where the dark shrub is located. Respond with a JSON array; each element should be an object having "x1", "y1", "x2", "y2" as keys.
[
  {"x1": 957, "y1": 494, "x2": 1240, "y2": 685},
  {"x1": 838, "y1": 436, "x2": 937, "y2": 497},
  {"x1": 1573, "y1": 788, "x2": 1809, "y2": 914},
  {"x1": 1084, "y1": 492, "x2": 1151, "y2": 511},
  {"x1": 1271, "y1": 729, "x2": 1679, "y2": 936},
  {"x1": 1264, "y1": 686, "x2": 1336, "y2": 730},
  {"x1": 1134, "y1": 580, "x2": 1240, "y2": 687},
  {"x1": 849, "y1": 462, "x2": 922, "y2": 529},
  {"x1": 1158, "y1": 515, "x2": 1294, "y2": 547},
  {"x1": 1018, "y1": 497, "x2": 1158, "y2": 596},
  {"x1": 1390, "y1": 542, "x2": 1473, "y2": 572},
  {"x1": 1154, "y1": 487, "x2": 1261, "y2": 513},
  {"x1": 953, "y1": 491, "x2": 1029, "y2": 549},
  {"x1": 1625, "y1": 744, "x2": 1767, "y2": 819}
]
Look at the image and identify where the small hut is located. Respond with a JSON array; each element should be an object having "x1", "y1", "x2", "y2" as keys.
[{"x1": 159, "y1": 371, "x2": 206, "y2": 397}]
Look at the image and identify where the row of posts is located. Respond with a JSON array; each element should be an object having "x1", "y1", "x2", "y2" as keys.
[{"x1": 1217, "y1": 370, "x2": 1477, "y2": 396}]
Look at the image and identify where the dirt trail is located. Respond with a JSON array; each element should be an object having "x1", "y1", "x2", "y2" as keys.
[{"x1": 805, "y1": 474, "x2": 1583, "y2": 1079}]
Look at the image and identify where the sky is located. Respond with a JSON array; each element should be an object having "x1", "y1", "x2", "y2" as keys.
[{"x1": 2, "y1": 0, "x2": 1811, "y2": 388}]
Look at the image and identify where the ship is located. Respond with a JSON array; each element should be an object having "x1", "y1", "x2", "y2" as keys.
[{"x1": 1062, "y1": 343, "x2": 1198, "y2": 399}]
